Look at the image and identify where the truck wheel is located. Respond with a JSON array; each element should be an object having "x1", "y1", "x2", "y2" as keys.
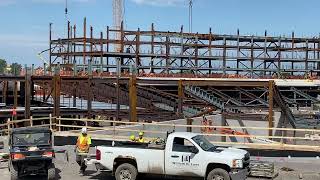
[
  {"x1": 47, "y1": 164, "x2": 56, "y2": 180},
  {"x1": 115, "y1": 163, "x2": 138, "y2": 180},
  {"x1": 9, "y1": 163, "x2": 19, "y2": 180},
  {"x1": 207, "y1": 168, "x2": 230, "y2": 180}
]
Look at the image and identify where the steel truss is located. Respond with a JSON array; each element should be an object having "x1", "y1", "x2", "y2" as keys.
[{"x1": 49, "y1": 19, "x2": 320, "y2": 78}]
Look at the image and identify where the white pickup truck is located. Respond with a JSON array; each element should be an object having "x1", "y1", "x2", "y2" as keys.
[{"x1": 91, "y1": 132, "x2": 250, "y2": 180}]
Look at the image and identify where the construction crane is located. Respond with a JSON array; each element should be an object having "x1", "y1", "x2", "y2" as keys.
[
  {"x1": 113, "y1": 0, "x2": 124, "y2": 52},
  {"x1": 189, "y1": 0, "x2": 193, "y2": 33}
]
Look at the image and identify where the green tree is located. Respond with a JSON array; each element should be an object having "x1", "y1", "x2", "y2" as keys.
[
  {"x1": 10, "y1": 63, "x2": 22, "y2": 75},
  {"x1": 0, "y1": 59, "x2": 7, "y2": 74}
]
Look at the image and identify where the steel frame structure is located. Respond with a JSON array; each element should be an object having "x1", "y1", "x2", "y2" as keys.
[{"x1": 49, "y1": 19, "x2": 320, "y2": 78}]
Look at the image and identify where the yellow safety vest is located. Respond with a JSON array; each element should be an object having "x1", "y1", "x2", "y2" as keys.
[{"x1": 76, "y1": 135, "x2": 92, "y2": 153}]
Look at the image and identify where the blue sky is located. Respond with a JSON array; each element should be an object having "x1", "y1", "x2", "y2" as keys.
[{"x1": 0, "y1": 0, "x2": 319, "y2": 65}]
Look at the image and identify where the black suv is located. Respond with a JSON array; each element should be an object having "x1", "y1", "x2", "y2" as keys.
[{"x1": 8, "y1": 127, "x2": 56, "y2": 180}]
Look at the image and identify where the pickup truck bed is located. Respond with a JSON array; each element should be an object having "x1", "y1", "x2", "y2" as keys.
[{"x1": 111, "y1": 141, "x2": 165, "y2": 150}]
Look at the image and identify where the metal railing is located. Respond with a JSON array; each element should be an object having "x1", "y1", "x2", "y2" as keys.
[{"x1": 1, "y1": 116, "x2": 320, "y2": 152}]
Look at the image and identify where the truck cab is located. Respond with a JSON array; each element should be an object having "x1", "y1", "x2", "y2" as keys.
[{"x1": 164, "y1": 132, "x2": 249, "y2": 179}]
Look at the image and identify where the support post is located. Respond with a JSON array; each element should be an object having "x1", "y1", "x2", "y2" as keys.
[
  {"x1": 2, "y1": 81, "x2": 7, "y2": 104},
  {"x1": 268, "y1": 80, "x2": 274, "y2": 138},
  {"x1": 129, "y1": 76, "x2": 137, "y2": 122},
  {"x1": 14, "y1": 81, "x2": 18, "y2": 120},
  {"x1": 30, "y1": 116, "x2": 33, "y2": 127},
  {"x1": 73, "y1": 83, "x2": 77, "y2": 107},
  {"x1": 53, "y1": 71, "x2": 61, "y2": 118},
  {"x1": 25, "y1": 66, "x2": 31, "y2": 119},
  {"x1": 87, "y1": 76, "x2": 93, "y2": 118},
  {"x1": 178, "y1": 80, "x2": 184, "y2": 117},
  {"x1": 187, "y1": 118, "x2": 193, "y2": 132},
  {"x1": 221, "y1": 114, "x2": 227, "y2": 142},
  {"x1": 49, "y1": 114, "x2": 52, "y2": 130}
]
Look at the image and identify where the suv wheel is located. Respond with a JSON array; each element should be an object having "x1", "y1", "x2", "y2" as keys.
[
  {"x1": 115, "y1": 163, "x2": 138, "y2": 180},
  {"x1": 47, "y1": 163, "x2": 56, "y2": 180},
  {"x1": 207, "y1": 168, "x2": 230, "y2": 180},
  {"x1": 9, "y1": 163, "x2": 19, "y2": 180}
]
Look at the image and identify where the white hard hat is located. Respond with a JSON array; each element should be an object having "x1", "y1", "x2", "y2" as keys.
[{"x1": 81, "y1": 127, "x2": 87, "y2": 134}]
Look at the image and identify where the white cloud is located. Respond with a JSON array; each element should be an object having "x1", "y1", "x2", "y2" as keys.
[{"x1": 131, "y1": 0, "x2": 185, "y2": 6}]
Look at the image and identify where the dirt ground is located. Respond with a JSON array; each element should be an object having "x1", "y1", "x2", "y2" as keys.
[{"x1": 1, "y1": 136, "x2": 320, "y2": 180}]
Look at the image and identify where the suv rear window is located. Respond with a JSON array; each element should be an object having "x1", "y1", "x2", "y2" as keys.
[{"x1": 13, "y1": 133, "x2": 51, "y2": 146}]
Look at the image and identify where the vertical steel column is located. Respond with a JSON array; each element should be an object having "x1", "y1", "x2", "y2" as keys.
[
  {"x1": 222, "y1": 37, "x2": 227, "y2": 75},
  {"x1": 268, "y1": 80, "x2": 274, "y2": 138},
  {"x1": 67, "y1": 21, "x2": 70, "y2": 64},
  {"x1": 165, "y1": 33, "x2": 170, "y2": 74},
  {"x1": 14, "y1": 81, "x2": 18, "y2": 120},
  {"x1": 221, "y1": 114, "x2": 226, "y2": 142},
  {"x1": 277, "y1": 37, "x2": 282, "y2": 76},
  {"x1": 83, "y1": 17, "x2": 87, "y2": 65},
  {"x1": 120, "y1": 22, "x2": 125, "y2": 71},
  {"x1": 129, "y1": 76, "x2": 137, "y2": 122},
  {"x1": 305, "y1": 40, "x2": 309, "y2": 77},
  {"x1": 180, "y1": 26, "x2": 183, "y2": 74},
  {"x1": 73, "y1": 83, "x2": 77, "y2": 108},
  {"x1": 73, "y1": 25, "x2": 77, "y2": 76},
  {"x1": 209, "y1": 28, "x2": 213, "y2": 74},
  {"x1": 100, "y1": 31, "x2": 103, "y2": 73},
  {"x1": 178, "y1": 80, "x2": 184, "y2": 117},
  {"x1": 88, "y1": 26, "x2": 93, "y2": 75},
  {"x1": 135, "y1": 28, "x2": 140, "y2": 74},
  {"x1": 151, "y1": 24, "x2": 155, "y2": 74},
  {"x1": 264, "y1": 30, "x2": 267, "y2": 76},
  {"x1": 2, "y1": 81, "x2": 7, "y2": 104},
  {"x1": 53, "y1": 69, "x2": 61, "y2": 118},
  {"x1": 49, "y1": 23, "x2": 52, "y2": 67},
  {"x1": 318, "y1": 34, "x2": 320, "y2": 76},
  {"x1": 195, "y1": 33, "x2": 199, "y2": 75},
  {"x1": 24, "y1": 68, "x2": 31, "y2": 119},
  {"x1": 291, "y1": 32, "x2": 295, "y2": 76},
  {"x1": 187, "y1": 118, "x2": 193, "y2": 132},
  {"x1": 250, "y1": 36, "x2": 254, "y2": 77},
  {"x1": 106, "y1": 26, "x2": 110, "y2": 72},
  {"x1": 87, "y1": 76, "x2": 92, "y2": 118},
  {"x1": 236, "y1": 29, "x2": 240, "y2": 75}
]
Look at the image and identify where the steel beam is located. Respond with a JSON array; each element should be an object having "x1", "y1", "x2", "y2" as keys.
[
  {"x1": 268, "y1": 81, "x2": 274, "y2": 137},
  {"x1": 129, "y1": 76, "x2": 137, "y2": 122}
]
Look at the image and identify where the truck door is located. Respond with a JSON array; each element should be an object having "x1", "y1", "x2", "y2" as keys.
[{"x1": 165, "y1": 137, "x2": 203, "y2": 177}]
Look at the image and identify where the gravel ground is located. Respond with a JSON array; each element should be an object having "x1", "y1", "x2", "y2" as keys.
[{"x1": 1, "y1": 136, "x2": 320, "y2": 180}]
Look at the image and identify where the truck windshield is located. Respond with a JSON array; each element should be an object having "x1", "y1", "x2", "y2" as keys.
[
  {"x1": 12, "y1": 133, "x2": 51, "y2": 146},
  {"x1": 192, "y1": 135, "x2": 216, "y2": 151}
]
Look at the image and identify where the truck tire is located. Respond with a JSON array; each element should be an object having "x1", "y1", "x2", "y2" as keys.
[
  {"x1": 115, "y1": 163, "x2": 138, "y2": 180},
  {"x1": 207, "y1": 168, "x2": 230, "y2": 180},
  {"x1": 47, "y1": 163, "x2": 56, "y2": 180},
  {"x1": 9, "y1": 163, "x2": 19, "y2": 180}
]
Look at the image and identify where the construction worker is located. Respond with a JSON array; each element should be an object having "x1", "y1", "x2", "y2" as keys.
[
  {"x1": 75, "y1": 127, "x2": 92, "y2": 173},
  {"x1": 137, "y1": 131, "x2": 145, "y2": 143},
  {"x1": 129, "y1": 134, "x2": 136, "y2": 142}
]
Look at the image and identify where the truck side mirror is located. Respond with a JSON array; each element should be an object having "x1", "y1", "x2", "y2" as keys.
[{"x1": 189, "y1": 146, "x2": 199, "y2": 154}]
